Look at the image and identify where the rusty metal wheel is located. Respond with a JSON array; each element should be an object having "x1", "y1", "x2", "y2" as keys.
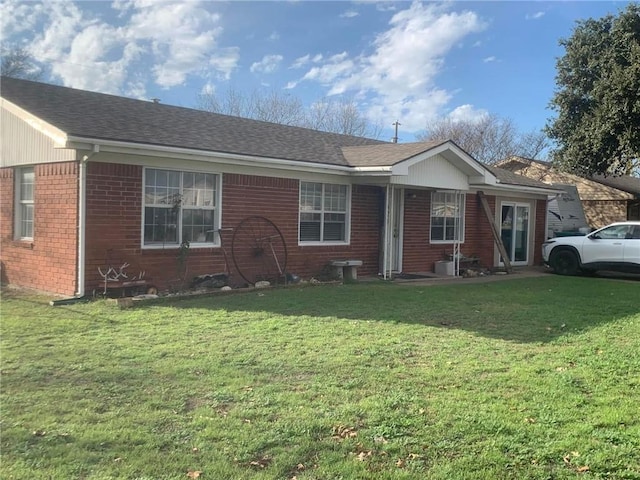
[{"x1": 231, "y1": 216, "x2": 287, "y2": 286}]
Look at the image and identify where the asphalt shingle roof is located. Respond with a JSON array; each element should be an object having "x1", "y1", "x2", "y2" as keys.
[
  {"x1": 0, "y1": 76, "x2": 385, "y2": 166},
  {"x1": 486, "y1": 165, "x2": 555, "y2": 189},
  {"x1": 341, "y1": 141, "x2": 445, "y2": 167},
  {"x1": 591, "y1": 174, "x2": 640, "y2": 195},
  {"x1": 0, "y1": 76, "x2": 557, "y2": 192}
]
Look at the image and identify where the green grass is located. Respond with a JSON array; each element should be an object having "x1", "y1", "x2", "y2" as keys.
[{"x1": 1, "y1": 276, "x2": 639, "y2": 479}]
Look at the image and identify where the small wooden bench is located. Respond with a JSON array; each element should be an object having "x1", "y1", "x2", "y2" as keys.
[{"x1": 329, "y1": 260, "x2": 363, "y2": 281}]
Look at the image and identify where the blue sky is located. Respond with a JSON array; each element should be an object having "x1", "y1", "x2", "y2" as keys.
[{"x1": 1, "y1": 1, "x2": 632, "y2": 145}]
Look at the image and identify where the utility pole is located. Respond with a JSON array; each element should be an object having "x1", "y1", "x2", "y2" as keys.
[{"x1": 392, "y1": 120, "x2": 401, "y2": 143}]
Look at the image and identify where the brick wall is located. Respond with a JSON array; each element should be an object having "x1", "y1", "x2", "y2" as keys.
[
  {"x1": 583, "y1": 200, "x2": 628, "y2": 229},
  {"x1": 0, "y1": 163, "x2": 79, "y2": 295},
  {"x1": 402, "y1": 191, "x2": 497, "y2": 272},
  {"x1": 534, "y1": 199, "x2": 546, "y2": 265},
  {"x1": 84, "y1": 164, "x2": 384, "y2": 293},
  {"x1": 3, "y1": 160, "x2": 547, "y2": 294}
]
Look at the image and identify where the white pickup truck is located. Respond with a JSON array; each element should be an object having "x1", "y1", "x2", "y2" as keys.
[{"x1": 542, "y1": 221, "x2": 640, "y2": 275}]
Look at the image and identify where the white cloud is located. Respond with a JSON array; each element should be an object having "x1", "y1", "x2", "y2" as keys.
[
  {"x1": 0, "y1": 0, "x2": 45, "y2": 43},
  {"x1": 447, "y1": 104, "x2": 488, "y2": 123},
  {"x1": 9, "y1": 0, "x2": 239, "y2": 96},
  {"x1": 483, "y1": 56, "x2": 497, "y2": 63},
  {"x1": 291, "y1": 54, "x2": 310, "y2": 69},
  {"x1": 293, "y1": 1, "x2": 486, "y2": 132},
  {"x1": 340, "y1": 10, "x2": 359, "y2": 18},
  {"x1": 250, "y1": 54, "x2": 283, "y2": 74},
  {"x1": 269, "y1": 31, "x2": 280, "y2": 41},
  {"x1": 526, "y1": 11, "x2": 545, "y2": 20}
]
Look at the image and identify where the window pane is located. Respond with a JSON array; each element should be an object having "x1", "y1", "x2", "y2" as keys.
[
  {"x1": 300, "y1": 222, "x2": 321, "y2": 241},
  {"x1": 300, "y1": 212, "x2": 321, "y2": 241},
  {"x1": 323, "y1": 213, "x2": 345, "y2": 241},
  {"x1": 20, "y1": 170, "x2": 34, "y2": 201},
  {"x1": 21, "y1": 204, "x2": 34, "y2": 238},
  {"x1": 300, "y1": 182, "x2": 322, "y2": 211},
  {"x1": 182, "y1": 208, "x2": 215, "y2": 243},
  {"x1": 144, "y1": 207, "x2": 178, "y2": 244},
  {"x1": 324, "y1": 184, "x2": 347, "y2": 212}
]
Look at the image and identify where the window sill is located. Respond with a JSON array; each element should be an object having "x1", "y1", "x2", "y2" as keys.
[
  {"x1": 430, "y1": 240, "x2": 466, "y2": 245},
  {"x1": 142, "y1": 243, "x2": 220, "y2": 250},
  {"x1": 299, "y1": 241, "x2": 350, "y2": 247},
  {"x1": 10, "y1": 239, "x2": 34, "y2": 249}
]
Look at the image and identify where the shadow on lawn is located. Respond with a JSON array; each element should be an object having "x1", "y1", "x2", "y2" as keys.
[{"x1": 161, "y1": 275, "x2": 640, "y2": 344}]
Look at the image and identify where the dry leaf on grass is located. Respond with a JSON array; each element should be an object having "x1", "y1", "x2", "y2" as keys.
[
  {"x1": 332, "y1": 424, "x2": 358, "y2": 440},
  {"x1": 356, "y1": 451, "x2": 373, "y2": 462},
  {"x1": 249, "y1": 456, "x2": 271, "y2": 469},
  {"x1": 577, "y1": 466, "x2": 590, "y2": 473},
  {"x1": 186, "y1": 470, "x2": 202, "y2": 478}
]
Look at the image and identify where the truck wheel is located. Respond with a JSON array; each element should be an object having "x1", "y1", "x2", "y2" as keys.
[{"x1": 551, "y1": 249, "x2": 579, "y2": 275}]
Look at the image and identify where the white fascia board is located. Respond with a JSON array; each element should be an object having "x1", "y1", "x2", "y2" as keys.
[
  {"x1": 66, "y1": 136, "x2": 356, "y2": 176},
  {"x1": 1, "y1": 98, "x2": 68, "y2": 147},
  {"x1": 483, "y1": 183, "x2": 565, "y2": 196}
]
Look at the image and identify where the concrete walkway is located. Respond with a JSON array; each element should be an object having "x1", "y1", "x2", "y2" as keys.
[{"x1": 388, "y1": 266, "x2": 551, "y2": 286}]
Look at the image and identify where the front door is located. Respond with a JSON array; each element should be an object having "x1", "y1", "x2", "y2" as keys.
[{"x1": 500, "y1": 203, "x2": 530, "y2": 265}]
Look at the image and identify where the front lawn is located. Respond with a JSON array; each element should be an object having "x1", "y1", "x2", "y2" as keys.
[{"x1": 1, "y1": 276, "x2": 639, "y2": 479}]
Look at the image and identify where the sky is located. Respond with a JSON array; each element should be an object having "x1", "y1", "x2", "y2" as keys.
[{"x1": 0, "y1": 0, "x2": 633, "y2": 144}]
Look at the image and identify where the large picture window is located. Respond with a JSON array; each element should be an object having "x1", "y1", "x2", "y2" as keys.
[
  {"x1": 143, "y1": 168, "x2": 219, "y2": 246},
  {"x1": 430, "y1": 192, "x2": 465, "y2": 243},
  {"x1": 299, "y1": 182, "x2": 349, "y2": 243},
  {"x1": 15, "y1": 167, "x2": 34, "y2": 240}
]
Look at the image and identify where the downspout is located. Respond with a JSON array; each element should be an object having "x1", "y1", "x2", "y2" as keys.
[
  {"x1": 383, "y1": 184, "x2": 390, "y2": 280},
  {"x1": 76, "y1": 144, "x2": 99, "y2": 297}
]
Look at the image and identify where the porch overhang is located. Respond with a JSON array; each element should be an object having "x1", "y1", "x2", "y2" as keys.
[{"x1": 347, "y1": 141, "x2": 495, "y2": 191}]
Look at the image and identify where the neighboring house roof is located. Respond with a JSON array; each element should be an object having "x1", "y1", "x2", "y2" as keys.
[
  {"x1": 591, "y1": 174, "x2": 640, "y2": 196},
  {"x1": 497, "y1": 156, "x2": 634, "y2": 200},
  {"x1": 0, "y1": 76, "x2": 384, "y2": 167},
  {"x1": 485, "y1": 165, "x2": 556, "y2": 189}
]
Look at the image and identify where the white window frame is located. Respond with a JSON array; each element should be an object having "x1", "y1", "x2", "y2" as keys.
[
  {"x1": 142, "y1": 167, "x2": 221, "y2": 249},
  {"x1": 298, "y1": 181, "x2": 350, "y2": 245},
  {"x1": 430, "y1": 191, "x2": 465, "y2": 244},
  {"x1": 14, "y1": 167, "x2": 34, "y2": 240}
]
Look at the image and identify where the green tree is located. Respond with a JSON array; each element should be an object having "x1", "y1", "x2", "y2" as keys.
[{"x1": 545, "y1": 4, "x2": 640, "y2": 176}]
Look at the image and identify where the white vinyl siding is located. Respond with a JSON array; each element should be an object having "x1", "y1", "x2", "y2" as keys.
[
  {"x1": 143, "y1": 168, "x2": 220, "y2": 247},
  {"x1": 15, "y1": 167, "x2": 34, "y2": 239},
  {"x1": 299, "y1": 182, "x2": 349, "y2": 243}
]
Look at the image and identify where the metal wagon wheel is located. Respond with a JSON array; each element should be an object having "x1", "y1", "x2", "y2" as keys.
[{"x1": 231, "y1": 216, "x2": 288, "y2": 286}]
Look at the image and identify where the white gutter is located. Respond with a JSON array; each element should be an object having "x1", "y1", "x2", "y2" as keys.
[
  {"x1": 478, "y1": 182, "x2": 564, "y2": 196},
  {"x1": 66, "y1": 136, "x2": 356, "y2": 175},
  {"x1": 76, "y1": 144, "x2": 99, "y2": 297}
]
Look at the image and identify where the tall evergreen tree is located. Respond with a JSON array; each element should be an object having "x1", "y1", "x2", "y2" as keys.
[{"x1": 545, "y1": 4, "x2": 640, "y2": 176}]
